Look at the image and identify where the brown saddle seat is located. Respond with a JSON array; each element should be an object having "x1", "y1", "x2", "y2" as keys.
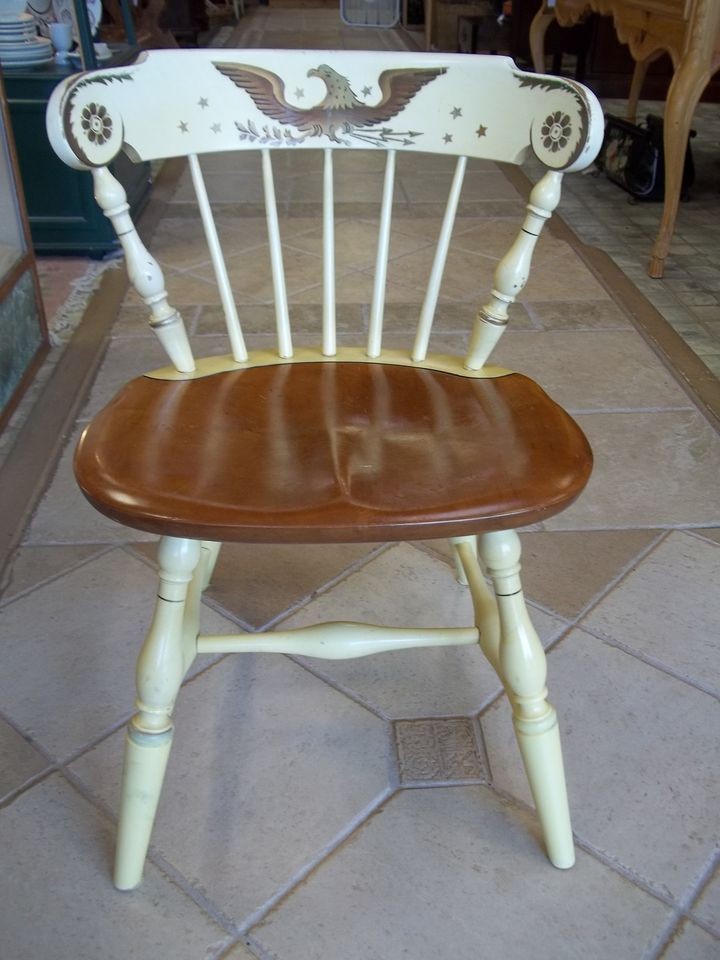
[{"x1": 74, "y1": 361, "x2": 592, "y2": 544}]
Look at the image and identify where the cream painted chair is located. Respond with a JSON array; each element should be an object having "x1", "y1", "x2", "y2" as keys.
[{"x1": 47, "y1": 50, "x2": 603, "y2": 890}]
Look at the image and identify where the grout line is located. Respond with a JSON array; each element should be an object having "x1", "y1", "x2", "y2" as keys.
[
  {"x1": 253, "y1": 541, "x2": 392, "y2": 633},
  {"x1": 59, "y1": 764, "x2": 239, "y2": 934},
  {"x1": 284, "y1": 654, "x2": 390, "y2": 722},
  {"x1": 487, "y1": 780, "x2": 683, "y2": 912},
  {"x1": 642, "y1": 848, "x2": 720, "y2": 958},
  {"x1": 684, "y1": 528, "x2": 720, "y2": 547},
  {"x1": 564, "y1": 530, "x2": 669, "y2": 623},
  {"x1": 580, "y1": 624, "x2": 720, "y2": 701},
  {"x1": 0, "y1": 765, "x2": 58, "y2": 810},
  {"x1": 0, "y1": 543, "x2": 117, "y2": 608},
  {"x1": 237, "y1": 785, "x2": 397, "y2": 936}
]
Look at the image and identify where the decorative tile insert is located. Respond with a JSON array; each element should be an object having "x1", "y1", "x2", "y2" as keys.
[{"x1": 394, "y1": 718, "x2": 487, "y2": 783}]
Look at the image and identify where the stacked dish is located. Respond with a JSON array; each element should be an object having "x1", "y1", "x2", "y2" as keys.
[{"x1": 0, "y1": 10, "x2": 53, "y2": 68}]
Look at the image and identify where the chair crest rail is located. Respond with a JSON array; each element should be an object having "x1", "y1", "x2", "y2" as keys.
[{"x1": 47, "y1": 50, "x2": 603, "y2": 172}]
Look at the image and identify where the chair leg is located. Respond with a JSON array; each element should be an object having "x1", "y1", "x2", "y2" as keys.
[
  {"x1": 451, "y1": 534, "x2": 476, "y2": 585},
  {"x1": 114, "y1": 537, "x2": 201, "y2": 890},
  {"x1": 200, "y1": 540, "x2": 222, "y2": 590},
  {"x1": 477, "y1": 530, "x2": 575, "y2": 869}
]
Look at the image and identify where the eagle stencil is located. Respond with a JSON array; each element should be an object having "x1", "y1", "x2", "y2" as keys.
[{"x1": 213, "y1": 61, "x2": 446, "y2": 145}]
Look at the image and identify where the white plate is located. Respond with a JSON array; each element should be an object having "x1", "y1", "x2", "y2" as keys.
[
  {"x1": 0, "y1": 47, "x2": 53, "y2": 59},
  {"x1": 0, "y1": 40, "x2": 52, "y2": 53},
  {"x1": 0, "y1": 30, "x2": 37, "y2": 40},
  {"x1": 0, "y1": 37, "x2": 51, "y2": 50},
  {"x1": 0, "y1": 55, "x2": 54, "y2": 66}
]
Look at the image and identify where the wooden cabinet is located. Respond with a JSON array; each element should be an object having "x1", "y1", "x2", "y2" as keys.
[
  {"x1": 3, "y1": 48, "x2": 151, "y2": 256},
  {"x1": 0, "y1": 71, "x2": 48, "y2": 431}
]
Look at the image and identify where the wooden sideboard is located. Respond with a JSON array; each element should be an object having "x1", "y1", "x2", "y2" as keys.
[{"x1": 530, "y1": 0, "x2": 720, "y2": 278}]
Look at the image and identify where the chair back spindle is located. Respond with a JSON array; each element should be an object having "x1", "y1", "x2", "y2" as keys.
[
  {"x1": 412, "y1": 155, "x2": 466, "y2": 363},
  {"x1": 322, "y1": 148, "x2": 337, "y2": 357},
  {"x1": 188, "y1": 153, "x2": 248, "y2": 363},
  {"x1": 367, "y1": 148, "x2": 396, "y2": 359},
  {"x1": 261, "y1": 149, "x2": 294, "y2": 358}
]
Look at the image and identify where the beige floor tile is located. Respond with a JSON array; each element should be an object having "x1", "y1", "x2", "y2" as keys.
[
  {"x1": 281, "y1": 544, "x2": 565, "y2": 717},
  {"x1": 195, "y1": 302, "x2": 364, "y2": 336},
  {"x1": 661, "y1": 922, "x2": 720, "y2": 959},
  {"x1": 451, "y1": 219, "x2": 568, "y2": 264},
  {"x1": 582, "y1": 532, "x2": 720, "y2": 695},
  {"x1": 527, "y1": 299, "x2": 633, "y2": 330},
  {"x1": 423, "y1": 530, "x2": 659, "y2": 619},
  {"x1": 691, "y1": 866, "x2": 720, "y2": 934},
  {"x1": 544, "y1": 411, "x2": 720, "y2": 529},
  {"x1": 197, "y1": 244, "x2": 322, "y2": 301},
  {"x1": 291, "y1": 268, "x2": 421, "y2": 306},
  {"x1": 0, "y1": 545, "x2": 107, "y2": 604},
  {"x1": 152, "y1": 217, "x2": 268, "y2": 270},
  {"x1": 132, "y1": 540, "x2": 379, "y2": 628},
  {"x1": 123, "y1": 267, "x2": 223, "y2": 307},
  {"x1": 172, "y1": 171, "x2": 264, "y2": 204},
  {"x1": 695, "y1": 528, "x2": 720, "y2": 545},
  {"x1": 112, "y1": 304, "x2": 171, "y2": 337},
  {"x1": 522, "y1": 250, "x2": 611, "y2": 301},
  {"x1": 0, "y1": 718, "x2": 48, "y2": 799},
  {"x1": 383, "y1": 244, "x2": 493, "y2": 301},
  {"x1": 0, "y1": 549, "x2": 230, "y2": 758},
  {"x1": 252, "y1": 787, "x2": 669, "y2": 960},
  {"x1": 492, "y1": 329, "x2": 693, "y2": 412},
  {"x1": 71, "y1": 653, "x2": 391, "y2": 922},
  {"x1": 285, "y1": 218, "x2": 432, "y2": 272},
  {"x1": 0, "y1": 776, "x2": 225, "y2": 960},
  {"x1": 481, "y1": 629, "x2": 720, "y2": 899},
  {"x1": 80, "y1": 335, "x2": 229, "y2": 419},
  {"x1": 25, "y1": 424, "x2": 152, "y2": 544},
  {"x1": 400, "y1": 169, "x2": 519, "y2": 203}
]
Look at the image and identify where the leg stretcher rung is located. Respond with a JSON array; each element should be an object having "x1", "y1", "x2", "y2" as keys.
[{"x1": 197, "y1": 621, "x2": 479, "y2": 659}]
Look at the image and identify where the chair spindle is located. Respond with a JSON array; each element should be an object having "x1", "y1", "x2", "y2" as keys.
[
  {"x1": 91, "y1": 166, "x2": 195, "y2": 373},
  {"x1": 322, "y1": 148, "x2": 336, "y2": 357},
  {"x1": 367, "y1": 149, "x2": 397, "y2": 359},
  {"x1": 465, "y1": 170, "x2": 563, "y2": 369},
  {"x1": 188, "y1": 153, "x2": 248, "y2": 363},
  {"x1": 261, "y1": 149, "x2": 293, "y2": 359},
  {"x1": 412, "y1": 155, "x2": 467, "y2": 363}
]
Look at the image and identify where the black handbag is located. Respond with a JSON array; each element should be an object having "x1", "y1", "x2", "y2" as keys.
[{"x1": 595, "y1": 114, "x2": 695, "y2": 202}]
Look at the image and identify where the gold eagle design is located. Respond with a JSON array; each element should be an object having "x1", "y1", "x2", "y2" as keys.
[{"x1": 212, "y1": 61, "x2": 446, "y2": 145}]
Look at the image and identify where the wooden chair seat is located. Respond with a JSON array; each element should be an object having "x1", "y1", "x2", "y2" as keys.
[{"x1": 75, "y1": 362, "x2": 592, "y2": 543}]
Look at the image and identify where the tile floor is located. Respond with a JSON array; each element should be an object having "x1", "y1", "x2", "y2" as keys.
[{"x1": 1, "y1": 8, "x2": 719, "y2": 960}]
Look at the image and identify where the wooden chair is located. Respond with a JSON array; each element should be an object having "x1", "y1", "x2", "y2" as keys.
[{"x1": 46, "y1": 50, "x2": 603, "y2": 890}]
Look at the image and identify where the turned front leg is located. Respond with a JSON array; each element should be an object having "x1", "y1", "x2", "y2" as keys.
[
  {"x1": 478, "y1": 530, "x2": 574, "y2": 869},
  {"x1": 114, "y1": 537, "x2": 201, "y2": 890}
]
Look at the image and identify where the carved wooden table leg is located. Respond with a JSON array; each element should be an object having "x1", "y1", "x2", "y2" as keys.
[
  {"x1": 648, "y1": 57, "x2": 713, "y2": 278},
  {"x1": 529, "y1": 5, "x2": 556, "y2": 72},
  {"x1": 626, "y1": 50, "x2": 663, "y2": 122}
]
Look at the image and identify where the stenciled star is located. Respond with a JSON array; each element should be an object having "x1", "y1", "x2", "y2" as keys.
[
  {"x1": 178, "y1": 120, "x2": 189, "y2": 133},
  {"x1": 362, "y1": 85, "x2": 373, "y2": 97},
  {"x1": 476, "y1": 124, "x2": 488, "y2": 138},
  {"x1": 198, "y1": 97, "x2": 209, "y2": 109},
  {"x1": 211, "y1": 122, "x2": 222, "y2": 133},
  {"x1": 294, "y1": 87, "x2": 305, "y2": 100},
  {"x1": 443, "y1": 133, "x2": 453, "y2": 144},
  {"x1": 450, "y1": 106, "x2": 462, "y2": 119}
]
